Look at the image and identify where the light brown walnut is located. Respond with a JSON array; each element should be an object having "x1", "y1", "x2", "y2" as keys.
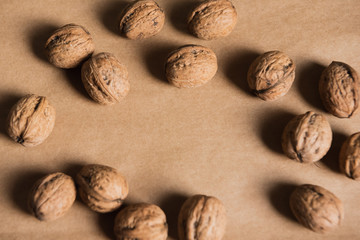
[{"x1": 339, "y1": 132, "x2": 360, "y2": 180}]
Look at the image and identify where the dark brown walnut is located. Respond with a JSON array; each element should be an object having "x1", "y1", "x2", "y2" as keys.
[
  {"x1": 165, "y1": 45, "x2": 218, "y2": 88},
  {"x1": 7, "y1": 94, "x2": 56, "y2": 147},
  {"x1": 45, "y1": 23, "x2": 95, "y2": 69},
  {"x1": 187, "y1": 0, "x2": 237, "y2": 40},
  {"x1": 247, "y1": 51, "x2": 296, "y2": 101},
  {"x1": 81, "y1": 52, "x2": 130, "y2": 105},
  {"x1": 339, "y1": 132, "x2": 360, "y2": 180},
  {"x1": 114, "y1": 203, "x2": 168, "y2": 240},
  {"x1": 178, "y1": 195, "x2": 226, "y2": 240},
  {"x1": 76, "y1": 164, "x2": 128, "y2": 213},
  {"x1": 119, "y1": 0, "x2": 165, "y2": 40},
  {"x1": 290, "y1": 184, "x2": 344, "y2": 233},
  {"x1": 28, "y1": 172, "x2": 76, "y2": 221},
  {"x1": 319, "y1": 61, "x2": 360, "y2": 118},
  {"x1": 281, "y1": 111, "x2": 332, "y2": 163}
]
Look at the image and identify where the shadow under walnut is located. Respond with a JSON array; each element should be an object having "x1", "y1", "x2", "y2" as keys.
[
  {"x1": 168, "y1": 0, "x2": 200, "y2": 35},
  {"x1": 97, "y1": 0, "x2": 130, "y2": 36}
]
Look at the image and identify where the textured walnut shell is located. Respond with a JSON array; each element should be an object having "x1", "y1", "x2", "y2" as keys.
[
  {"x1": 119, "y1": 0, "x2": 165, "y2": 40},
  {"x1": 45, "y1": 23, "x2": 95, "y2": 69},
  {"x1": 165, "y1": 45, "x2": 218, "y2": 88},
  {"x1": 76, "y1": 164, "x2": 129, "y2": 213},
  {"x1": 247, "y1": 51, "x2": 296, "y2": 101},
  {"x1": 290, "y1": 184, "x2": 344, "y2": 233},
  {"x1": 281, "y1": 111, "x2": 332, "y2": 163},
  {"x1": 319, "y1": 61, "x2": 360, "y2": 118},
  {"x1": 81, "y1": 52, "x2": 130, "y2": 105},
  {"x1": 7, "y1": 94, "x2": 56, "y2": 147},
  {"x1": 178, "y1": 195, "x2": 226, "y2": 240},
  {"x1": 339, "y1": 132, "x2": 360, "y2": 180},
  {"x1": 114, "y1": 203, "x2": 168, "y2": 240},
  {"x1": 28, "y1": 172, "x2": 76, "y2": 221},
  {"x1": 187, "y1": 0, "x2": 237, "y2": 40}
]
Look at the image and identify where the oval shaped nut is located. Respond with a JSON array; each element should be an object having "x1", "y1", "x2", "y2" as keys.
[
  {"x1": 45, "y1": 24, "x2": 95, "y2": 69},
  {"x1": 319, "y1": 61, "x2": 360, "y2": 118},
  {"x1": 290, "y1": 184, "x2": 344, "y2": 233},
  {"x1": 7, "y1": 94, "x2": 56, "y2": 147},
  {"x1": 81, "y1": 52, "x2": 130, "y2": 105},
  {"x1": 119, "y1": 0, "x2": 165, "y2": 40},
  {"x1": 187, "y1": 0, "x2": 237, "y2": 40},
  {"x1": 28, "y1": 172, "x2": 76, "y2": 221},
  {"x1": 114, "y1": 203, "x2": 168, "y2": 240},
  {"x1": 178, "y1": 195, "x2": 226, "y2": 240},
  {"x1": 339, "y1": 132, "x2": 360, "y2": 180},
  {"x1": 165, "y1": 45, "x2": 218, "y2": 88},
  {"x1": 247, "y1": 51, "x2": 296, "y2": 101},
  {"x1": 281, "y1": 111, "x2": 332, "y2": 163},
  {"x1": 76, "y1": 164, "x2": 129, "y2": 213}
]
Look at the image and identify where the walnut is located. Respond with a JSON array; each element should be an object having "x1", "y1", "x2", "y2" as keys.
[
  {"x1": 114, "y1": 203, "x2": 168, "y2": 240},
  {"x1": 178, "y1": 195, "x2": 226, "y2": 240},
  {"x1": 76, "y1": 164, "x2": 129, "y2": 213},
  {"x1": 81, "y1": 52, "x2": 130, "y2": 105},
  {"x1": 247, "y1": 51, "x2": 296, "y2": 101},
  {"x1": 28, "y1": 172, "x2": 76, "y2": 221},
  {"x1": 7, "y1": 94, "x2": 56, "y2": 147},
  {"x1": 45, "y1": 23, "x2": 95, "y2": 69},
  {"x1": 339, "y1": 132, "x2": 360, "y2": 180},
  {"x1": 165, "y1": 45, "x2": 218, "y2": 88},
  {"x1": 281, "y1": 111, "x2": 332, "y2": 163}
]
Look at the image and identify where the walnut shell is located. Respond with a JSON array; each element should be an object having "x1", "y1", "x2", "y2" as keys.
[
  {"x1": 247, "y1": 51, "x2": 296, "y2": 101},
  {"x1": 114, "y1": 203, "x2": 168, "y2": 240},
  {"x1": 81, "y1": 52, "x2": 130, "y2": 105},
  {"x1": 339, "y1": 132, "x2": 360, "y2": 180},
  {"x1": 76, "y1": 164, "x2": 129, "y2": 213},
  {"x1": 178, "y1": 195, "x2": 226, "y2": 240},
  {"x1": 7, "y1": 94, "x2": 56, "y2": 147},
  {"x1": 319, "y1": 61, "x2": 360, "y2": 118},
  {"x1": 45, "y1": 23, "x2": 95, "y2": 69},
  {"x1": 165, "y1": 45, "x2": 218, "y2": 88},
  {"x1": 119, "y1": 0, "x2": 165, "y2": 40},
  {"x1": 290, "y1": 184, "x2": 344, "y2": 233},
  {"x1": 281, "y1": 111, "x2": 332, "y2": 163},
  {"x1": 187, "y1": 0, "x2": 237, "y2": 40},
  {"x1": 28, "y1": 172, "x2": 76, "y2": 221}
]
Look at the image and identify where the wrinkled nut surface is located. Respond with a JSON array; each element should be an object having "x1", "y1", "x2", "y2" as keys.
[
  {"x1": 187, "y1": 0, "x2": 237, "y2": 40},
  {"x1": 178, "y1": 195, "x2": 226, "y2": 240},
  {"x1": 28, "y1": 172, "x2": 76, "y2": 221},
  {"x1": 81, "y1": 52, "x2": 130, "y2": 105},
  {"x1": 76, "y1": 164, "x2": 129, "y2": 213},
  {"x1": 7, "y1": 94, "x2": 56, "y2": 147},
  {"x1": 319, "y1": 61, "x2": 360, "y2": 118},
  {"x1": 290, "y1": 184, "x2": 344, "y2": 233},
  {"x1": 281, "y1": 111, "x2": 332, "y2": 163},
  {"x1": 247, "y1": 51, "x2": 296, "y2": 101},
  {"x1": 119, "y1": 0, "x2": 165, "y2": 40},
  {"x1": 339, "y1": 132, "x2": 360, "y2": 180},
  {"x1": 165, "y1": 45, "x2": 218, "y2": 88},
  {"x1": 114, "y1": 203, "x2": 168, "y2": 240},
  {"x1": 45, "y1": 23, "x2": 95, "y2": 69}
]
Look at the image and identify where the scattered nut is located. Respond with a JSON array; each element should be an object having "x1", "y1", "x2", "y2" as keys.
[{"x1": 339, "y1": 132, "x2": 360, "y2": 180}]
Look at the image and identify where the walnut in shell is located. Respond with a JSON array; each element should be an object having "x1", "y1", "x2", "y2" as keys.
[
  {"x1": 281, "y1": 111, "x2": 332, "y2": 163},
  {"x1": 7, "y1": 94, "x2": 56, "y2": 147},
  {"x1": 339, "y1": 132, "x2": 360, "y2": 180},
  {"x1": 45, "y1": 23, "x2": 95, "y2": 69},
  {"x1": 114, "y1": 203, "x2": 168, "y2": 240},
  {"x1": 178, "y1": 195, "x2": 226, "y2": 240},
  {"x1": 28, "y1": 172, "x2": 76, "y2": 221}
]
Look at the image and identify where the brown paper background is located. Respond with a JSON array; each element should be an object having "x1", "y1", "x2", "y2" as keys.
[{"x1": 0, "y1": 0, "x2": 359, "y2": 239}]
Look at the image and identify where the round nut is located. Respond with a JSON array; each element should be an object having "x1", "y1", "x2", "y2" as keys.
[
  {"x1": 281, "y1": 111, "x2": 332, "y2": 163},
  {"x1": 114, "y1": 203, "x2": 168, "y2": 240},
  {"x1": 178, "y1": 195, "x2": 226, "y2": 240},
  {"x1": 165, "y1": 45, "x2": 218, "y2": 88},
  {"x1": 247, "y1": 51, "x2": 296, "y2": 101},
  {"x1": 76, "y1": 164, "x2": 129, "y2": 213},
  {"x1": 7, "y1": 94, "x2": 56, "y2": 147},
  {"x1": 339, "y1": 132, "x2": 360, "y2": 180},
  {"x1": 45, "y1": 23, "x2": 95, "y2": 69},
  {"x1": 81, "y1": 52, "x2": 130, "y2": 105},
  {"x1": 187, "y1": 0, "x2": 237, "y2": 40},
  {"x1": 290, "y1": 184, "x2": 344, "y2": 233},
  {"x1": 28, "y1": 172, "x2": 76, "y2": 221},
  {"x1": 119, "y1": 0, "x2": 165, "y2": 40}
]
